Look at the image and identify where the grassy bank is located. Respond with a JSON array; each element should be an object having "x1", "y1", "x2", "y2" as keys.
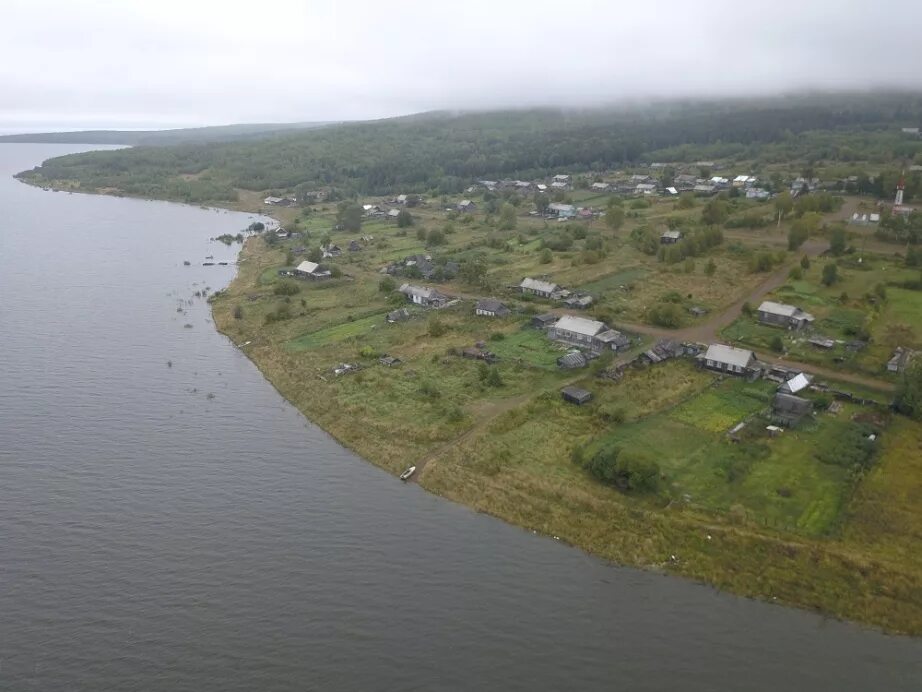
[{"x1": 211, "y1": 213, "x2": 922, "y2": 634}]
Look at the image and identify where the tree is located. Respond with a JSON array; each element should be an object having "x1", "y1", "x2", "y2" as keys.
[
  {"x1": 459, "y1": 257, "x2": 487, "y2": 286},
  {"x1": 539, "y1": 248, "x2": 553, "y2": 264},
  {"x1": 533, "y1": 192, "x2": 550, "y2": 214},
  {"x1": 604, "y1": 204, "x2": 625, "y2": 230},
  {"x1": 426, "y1": 229, "x2": 444, "y2": 246},
  {"x1": 379, "y1": 276, "x2": 396, "y2": 293},
  {"x1": 821, "y1": 262, "x2": 839, "y2": 286},
  {"x1": 770, "y1": 335, "x2": 784, "y2": 353},
  {"x1": 829, "y1": 227, "x2": 847, "y2": 255},
  {"x1": 582, "y1": 446, "x2": 660, "y2": 493},
  {"x1": 774, "y1": 191, "x2": 794, "y2": 225},
  {"x1": 498, "y1": 202, "x2": 517, "y2": 230},
  {"x1": 895, "y1": 358, "x2": 922, "y2": 419},
  {"x1": 307, "y1": 246, "x2": 323, "y2": 263},
  {"x1": 396, "y1": 209, "x2": 413, "y2": 228},
  {"x1": 788, "y1": 224, "x2": 808, "y2": 251},
  {"x1": 676, "y1": 193, "x2": 695, "y2": 209},
  {"x1": 800, "y1": 255, "x2": 811, "y2": 270},
  {"x1": 705, "y1": 258, "x2": 717, "y2": 276},
  {"x1": 336, "y1": 201, "x2": 363, "y2": 232},
  {"x1": 701, "y1": 199, "x2": 729, "y2": 225}
]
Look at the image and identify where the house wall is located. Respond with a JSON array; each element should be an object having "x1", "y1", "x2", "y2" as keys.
[
  {"x1": 475, "y1": 308, "x2": 495, "y2": 316},
  {"x1": 758, "y1": 311, "x2": 792, "y2": 328}
]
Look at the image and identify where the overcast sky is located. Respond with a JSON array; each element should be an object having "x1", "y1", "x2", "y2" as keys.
[{"x1": 3, "y1": 0, "x2": 922, "y2": 132}]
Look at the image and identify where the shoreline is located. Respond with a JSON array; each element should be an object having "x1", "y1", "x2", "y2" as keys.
[{"x1": 17, "y1": 177, "x2": 922, "y2": 637}]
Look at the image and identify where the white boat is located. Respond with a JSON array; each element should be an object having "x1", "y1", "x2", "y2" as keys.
[{"x1": 399, "y1": 466, "x2": 416, "y2": 481}]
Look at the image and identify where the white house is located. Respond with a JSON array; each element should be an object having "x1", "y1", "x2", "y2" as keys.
[
  {"x1": 548, "y1": 314, "x2": 629, "y2": 353},
  {"x1": 398, "y1": 283, "x2": 448, "y2": 307}
]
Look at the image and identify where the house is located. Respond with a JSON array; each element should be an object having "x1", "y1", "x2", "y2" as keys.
[
  {"x1": 553, "y1": 174, "x2": 570, "y2": 182},
  {"x1": 561, "y1": 386, "x2": 592, "y2": 405},
  {"x1": 362, "y1": 204, "x2": 382, "y2": 215},
  {"x1": 398, "y1": 283, "x2": 449, "y2": 307},
  {"x1": 550, "y1": 181, "x2": 569, "y2": 190},
  {"x1": 386, "y1": 308, "x2": 411, "y2": 324},
  {"x1": 771, "y1": 393, "x2": 813, "y2": 427},
  {"x1": 675, "y1": 174, "x2": 698, "y2": 190},
  {"x1": 396, "y1": 194, "x2": 408, "y2": 205},
  {"x1": 746, "y1": 188, "x2": 770, "y2": 200},
  {"x1": 757, "y1": 301, "x2": 815, "y2": 330},
  {"x1": 348, "y1": 240, "x2": 362, "y2": 252},
  {"x1": 520, "y1": 277, "x2": 559, "y2": 298},
  {"x1": 478, "y1": 180, "x2": 498, "y2": 191},
  {"x1": 635, "y1": 183, "x2": 658, "y2": 196},
  {"x1": 547, "y1": 202, "x2": 577, "y2": 219},
  {"x1": 379, "y1": 355, "x2": 402, "y2": 367},
  {"x1": 531, "y1": 313, "x2": 558, "y2": 329},
  {"x1": 710, "y1": 176, "x2": 730, "y2": 189},
  {"x1": 322, "y1": 244, "x2": 342, "y2": 258},
  {"x1": 630, "y1": 174, "x2": 653, "y2": 184},
  {"x1": 275, "y1": 227, "x2": 292, "y2": 238},
  {"x1": 263, "y1": 196, "x2": 284, "y2": 205},
  {"x1": 665, "y1": 186, "x2": 679, "y2": 196},
  {"x1": 294, "y1": 260, "x2": 331, "y2": 280},
  {"x1": 887, "y1": 347, "x2": 915, "y2": 373},
  {"x1": 535, "y1": 183, "x2": 548, "y2": 192},
  {"x1": 700, "y1": 344, "x2": 757, "y2": 375},
  {"x1": 661, "y1": 229, "x2": 682, "y2": 244},
  {"x1": 557, "y1": 351, "x2": 588, "y2": 369},
  {"x1": 779, "y1": 372, "x2": 813, "y2": 395},
  {"x1": 688, "y1": 306, "x2": 708, "y2": 317},
  {"x1": 548, "y1": 314, "x2": 630, "y2": 353},
  {"x1": 475, "y1": 298, "x2": 511, "y2": 317},
  {"x1": 591, "y1": 182, "x2": 611, "y2": 192},
  {"x1": 563, "y1": 295, "x2": 593, "y2": 310},
  {"x1": 387, "y1": 208, "x2": 402, "y2": 221},
  {"x1": 693, "y1": 183, "x2": 717, "y2": 195},
  {"x1": 457, "y1": 200, "x2": 476, "y2": 213}
]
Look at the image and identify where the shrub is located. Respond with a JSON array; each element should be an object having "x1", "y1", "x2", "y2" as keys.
[
  {"x1": 233, "y1": 305, "x2": 244, "y2": 320},
  {"x1": 379, "y1": 276, "x2": 396, "y2": 293},
  {"x1": 273, "y1": 282, "x2": 301, "y2": 296},
  {"x1": 822, "y1": 262, "x2": 839, "y2": 286},
  {"x1": 648, "y1": 302, "x2": 683, "y2": 328},
  {"x1": 583, "y1": 446, "x2": 660, "y2": 493},
  {"x1": 770, "y1": 335, "x2": 784, "y2": 353}
]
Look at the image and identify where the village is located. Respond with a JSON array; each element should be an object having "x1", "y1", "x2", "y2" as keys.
[{"x1": 208, "y1": 152, "x2": 922, "y2": 630}]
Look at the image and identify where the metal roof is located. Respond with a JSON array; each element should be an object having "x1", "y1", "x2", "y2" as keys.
[
  {"x1": 296, "y1": 260, "x2": 320, "y2": 274},
  {"x1": 520, "y1": 277, "x2": 558, "y2": 293},
  {"x1": 704, "y1": 344, "x2": 755, "y2": 368},
  {"x1": 552, "y1": 314, "x2": 606, "y2": 337}
]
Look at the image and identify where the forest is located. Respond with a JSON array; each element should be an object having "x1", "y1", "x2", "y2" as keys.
[{"x1": 17, "y1": 92, "x2": 922, "y2": 203}]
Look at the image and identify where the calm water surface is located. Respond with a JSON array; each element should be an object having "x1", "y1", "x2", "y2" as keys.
[{"x1": 1, "y1": 144, "x2": 920, "y2": 691}]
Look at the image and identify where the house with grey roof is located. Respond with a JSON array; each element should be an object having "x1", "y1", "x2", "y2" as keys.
[
  {"x1": 561, "y1": 386, "x2": 592, "y2": 405},
  {"x1": 887, "y1": 347, "x2": 916, "y2": 373},
  {"x1": 779, "y1": 372, "x2": 813, "y2": 395},
  {"x1": 548, "y1": 314, "x2": 630, "y2": 354},
  {"x1": 519, "y1": 277, "x2": 559, "y2": 298},
  {"x1": 294, "y1": 260, "x2": 332, "y2": 280},
  {"x1": 700, "y1": 344, "x2": 757, "y2": 375},
  {"x1": 547, "y1": 202, "x2": 577, "y2": 219},
  {"x1": 660, "y1": 229, "x2": 683, "y2": 244},
  {"x1": 757, "y1": 301, "x2": 815, "y2": 330},
  {"x1": 475, "y1": 298, "x2": 511, "y2": 317},
  {"x1": 398, "y1": 283, "x2": 449, "y2": 307}
]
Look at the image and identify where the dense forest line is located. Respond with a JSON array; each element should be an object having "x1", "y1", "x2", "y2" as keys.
[{"x1": 16, "y1": 93, "x2": 922, "y2": 203}]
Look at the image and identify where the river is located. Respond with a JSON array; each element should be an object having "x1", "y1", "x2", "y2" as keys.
[{"x1": 0, "y1": 144, "x2": 919, "y2": 691}]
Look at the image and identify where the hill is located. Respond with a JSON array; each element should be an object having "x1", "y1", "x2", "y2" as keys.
[
  {"x1": 15, "y1": 92, "x2": 922, "y2": 204},
  {"x1": 0, "y1": 121, "x2": 331, "y2": 146}
]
